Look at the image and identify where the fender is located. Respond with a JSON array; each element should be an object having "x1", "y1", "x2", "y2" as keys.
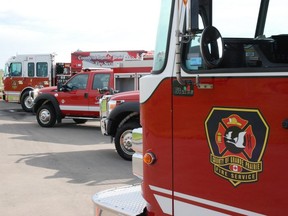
[
  {"x1": 33, "y1": 93, "x2": 62, "y2": 122},
  {"x1": 20, "y1": 87, "x2": 33, "y2": 99},
  {"x1": 107, "y1": 101, "x2": 140, "y2": 136}
]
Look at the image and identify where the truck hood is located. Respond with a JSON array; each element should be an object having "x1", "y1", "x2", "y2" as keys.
[
  {"x1": 110, "y1": 90, "x2": 139, "y2": 101},
  {"x1": 38, "y1": 86, "x2": 57, "y2": 94}
]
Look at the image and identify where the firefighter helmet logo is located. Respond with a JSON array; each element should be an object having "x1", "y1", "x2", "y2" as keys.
[
  {"x1": 12, "y1": 80, "x2": 18, "y2": 89},
  {"x1": 205, "y1": 108, "x2": 269, "y2": 186}
]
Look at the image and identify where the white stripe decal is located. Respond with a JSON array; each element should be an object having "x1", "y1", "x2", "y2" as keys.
[
  {"x1": 189, "y1": 71, "x2": 288, "y2": 78},
  {"x1": 59, "y1": 105, "x2": 99, "y2": 112},
  {"x1": 154, "y1": 195, "x2": 172, "y2": 215},
  {"x1": 3, "y1": 91, "x2": 20, "y2": 96},
  {"x1": 140, "y1": 71, "x2": 288, "y2": 103},
  {"x1": 150, "y1": 185, "x2": 264, "y2": 215},
  {"x1": 177, "y1": 199, "x2": 229, "y2": 216},
  {"x1": 88, "y1": 106, "x2": 100, "y2": 111},
  {"x1": 150, "y1": 185, "x2": 172, "y2": 195},
  {"x1": 154, "y1": 194, "x2": 229, "y2": 215}
]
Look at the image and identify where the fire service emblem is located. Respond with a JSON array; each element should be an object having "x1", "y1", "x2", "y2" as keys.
[
  {"x1": 12, "y1": 80, "x2": 18, "y2": 89},
  {"x1": 205, "y1": 108, "x2": 269, "y2": 186}
]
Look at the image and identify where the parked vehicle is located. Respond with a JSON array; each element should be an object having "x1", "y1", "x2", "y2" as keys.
[
  {"x1": 100, "y1": 90, "x2": 140, "y2": 160},
  {"x1": 33, "y1": 51, "x2": 153, "y2": 127},
  {"x1": 93, "y1": 0, "x2": 288, "y2": 215},
  {"x1": 2, "y1": 54, "x2": 71, "y2": 112},
  {"x1": 33, "y1": 69, "x2": 112, "y2": 127}
]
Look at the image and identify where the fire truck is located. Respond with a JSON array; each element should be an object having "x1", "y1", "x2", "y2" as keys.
[
  {"x1": 70, "y1": 50, "x2": 153, "y2": 73},
  {"x1": 2, "y1": 54, "x2": 71, "y2": 112},
  {"x1": 32, "y1": 51, "x2": 153, "y2": 127},
  {"x1": 93, "y1": 0, "x2": 288, "y2": 215}
]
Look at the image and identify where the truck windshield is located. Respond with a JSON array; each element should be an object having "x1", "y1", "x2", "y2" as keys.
[
  {"x1": 152, "y1": 0, "x2": 288, "y2": 73},
  {"x1": 10, "y1": 62, "x2": 22, "y2": 77},
  {"x1": 152, "y1": 0, "x2": 172, "y2": 72}
]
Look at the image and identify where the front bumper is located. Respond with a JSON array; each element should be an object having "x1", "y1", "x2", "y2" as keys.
[
  {"x1": 92, "y1": 184, "x2": 145, "y2": 216},
  {"x1": 100, "y1": 117, "x2": 108, "y2": 135},
  {"x1": 30, "y1": 88, "x2": 40, "y2": 103},
  {"x1": 92, "y1": 127, "x2": 145, "y2": 215}
]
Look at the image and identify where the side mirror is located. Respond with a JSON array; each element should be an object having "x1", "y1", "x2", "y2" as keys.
[
  {"x1": 112, "y1": 89, "x2": 119, "y2": 94},
  {"x1": 200, "y1": 26, "x2": 224, "y2": 68},
  {"x1": 98, "y1": 87, "x2": 106, "y2": 94},
  {"x1": 57, "y1": 82, "x2": 63, "y2": 92}
]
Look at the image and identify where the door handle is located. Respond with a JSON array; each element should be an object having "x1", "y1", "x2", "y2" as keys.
[
  {"x1": 196, "y1": 75, "x2": 213, "y2": 89},
  {"x1": 84, "y1": 93, "x2": 88, "y2": 98}
]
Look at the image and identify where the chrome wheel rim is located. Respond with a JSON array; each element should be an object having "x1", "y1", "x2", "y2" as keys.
[
  {"x1": 120, "y1": 130, "x2": 134, "y2": 155},
  {"x1": 39, "y1": 109, "x2": 51, "y2": 124},
  {"x1": 24, "y1": 96, "x2": 34, "y2": 109}
]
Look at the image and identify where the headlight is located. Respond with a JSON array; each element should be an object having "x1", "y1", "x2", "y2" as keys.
[
  {"x1": 108, "y1": 99, "x2": 124, "y2": 113},
  {"x1": 33, "y1": 88, "x2": 40, "y2": 99},
  {"x1": 108, "y1": 100, "x2": 117, "y2": 113}
]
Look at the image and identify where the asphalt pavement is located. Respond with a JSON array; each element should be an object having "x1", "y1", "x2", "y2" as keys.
[{"x1": 0, "y1": 101, "x2": 140, "y2": 216}]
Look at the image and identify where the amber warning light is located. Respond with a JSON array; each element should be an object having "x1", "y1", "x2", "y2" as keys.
[{"x1": 143, "y1": 152, "x2": 156, "y2": 165}]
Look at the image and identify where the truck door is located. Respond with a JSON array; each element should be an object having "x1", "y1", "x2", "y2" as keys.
[
  {"x1": 4, "y1": 56, "x2": 51, "y2": 103},
  {"x1": 171, "y1": 1, "x2": 288, "y2": 215},
  {"x1": 58, "y1": 73, "x2": 89, "y2": 116},
  {"x1": 4, "y1": 62, "x2": 23, "y2": 102},
  {"x1": 87, "y1": 73, "x2": 111, "y2": 116}
]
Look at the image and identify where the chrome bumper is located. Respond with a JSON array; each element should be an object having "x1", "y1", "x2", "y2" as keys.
[
  {"x1": 92, "y1": 184, "x2": 145, "y2": 216},
  {"x1": 100, "y1": 117, "x2": 108, "y2": 135}
]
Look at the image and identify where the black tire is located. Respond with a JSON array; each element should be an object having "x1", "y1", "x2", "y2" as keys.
[
  {"x1": 20, "y1": 91, "x2": 34, "y2": 112},
  {"x1": 36, "y1": 104, "x2": 57, "y2": 127},
  {"x1": 115, "y1": 121, "x2": 141, "y2": 161},
  {"x1": 73, "y1": 119, "x2": 88, "y2": 124}
]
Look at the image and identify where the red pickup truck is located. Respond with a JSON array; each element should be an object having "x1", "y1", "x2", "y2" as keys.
[{"x1": 33, "y1": 69, "x2": 113, "y2": 127}]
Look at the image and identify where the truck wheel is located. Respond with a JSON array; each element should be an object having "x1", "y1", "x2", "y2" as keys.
[
  {"x1": 115, "y1": 121, "x2": 141, "y2": 161},
  {"x1": 73, "y1": 119, "x2": 88, "y2": 124},
  {"x1": 21, "y1": 91, "x2": 34, "y2": 112},
  {"x1": 36, "y1": 104, "x2": 56, "y2": 127}
]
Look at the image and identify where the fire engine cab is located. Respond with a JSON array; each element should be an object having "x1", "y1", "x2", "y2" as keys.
[
  {"x1": 93, "y1": 0, "x2": 288, "y2": 215},
  {"x1": 3, "y1": 54, "x2": 71, "y2": 112}
]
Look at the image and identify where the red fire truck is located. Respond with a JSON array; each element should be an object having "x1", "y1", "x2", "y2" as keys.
[
  {"x1": 2, "y1": 54, "x2": 71, "y2": 112},
  {"x1": 32, "y1": 50, "x2": 153, "y2": 127},
  {"x1": 70, "y1": 50, "x2": 153, "y2": 73},
  {"x1": 93, "y1": 0, "x2": 288, "y2": 215}
]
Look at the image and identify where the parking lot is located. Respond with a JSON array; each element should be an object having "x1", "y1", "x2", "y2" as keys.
[{"x1": 0, "y1": 101, "x2": 140, "y2": 216}]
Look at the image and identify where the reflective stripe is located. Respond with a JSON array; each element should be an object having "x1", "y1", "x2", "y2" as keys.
[
  {"x1": 4, "y1": 91, "x2": 20, "y2": 102},
  {"x1": 59, "y1": 105, "x2": 100, "y2": 112},
  {"x1": 3, "y1": 91, "x2": 20, "y2": 96},
  {"x1": 150, "y1": 185, "x2": 264, "y2": 216},
  {"x1": 140, "y1": 71, "x2": 288, "y2": 103}
]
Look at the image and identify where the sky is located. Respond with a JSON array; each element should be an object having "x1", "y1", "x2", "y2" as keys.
[{"x1": 0, "y1": 0, "x2": 161, "y2": 70}]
